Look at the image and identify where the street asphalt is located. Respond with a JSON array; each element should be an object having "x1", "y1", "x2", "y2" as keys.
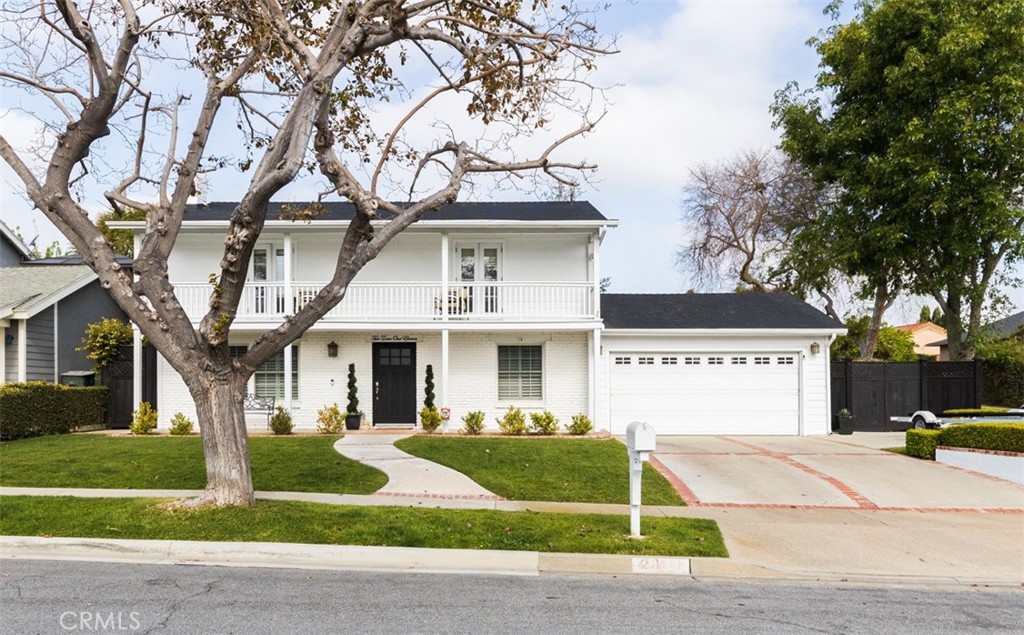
[{"x1": 2, "y1": 559, "x2": 1022, "y2": 635}]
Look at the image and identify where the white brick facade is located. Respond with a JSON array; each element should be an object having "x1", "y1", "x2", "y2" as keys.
[{"x1": 156, "y1": 329, "x2": 591, "y2": 432}]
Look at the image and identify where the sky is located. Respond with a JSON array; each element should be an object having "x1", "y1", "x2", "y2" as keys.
[{"x1": 1, "y1": 0, "x2": 1020, "y2": 321}]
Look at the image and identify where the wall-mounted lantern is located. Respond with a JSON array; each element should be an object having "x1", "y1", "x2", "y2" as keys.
[
  {"x1": 810, "y1": 342, "x2": 821, "y2": 355},
  {"x1": 327, "y1": 341, "x2": 339, "y2": 358}
]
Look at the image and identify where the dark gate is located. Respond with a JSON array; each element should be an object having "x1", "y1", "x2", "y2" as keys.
[
  {"x1": 830, "y1": 360, "x2": 981, "y2": 431},
  {"x1": 105, "y1": 344, "x2": 157, "y2": 428}
]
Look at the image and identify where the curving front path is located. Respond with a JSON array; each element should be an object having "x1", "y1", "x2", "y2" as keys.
[{"x1": 333, "y1": 434, "x2": 501, "y2": 500}]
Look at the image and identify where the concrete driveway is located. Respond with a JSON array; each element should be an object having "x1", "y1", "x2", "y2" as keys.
[{"x1": 651, "y1": 433, "x2": 1024, "y2": 511}]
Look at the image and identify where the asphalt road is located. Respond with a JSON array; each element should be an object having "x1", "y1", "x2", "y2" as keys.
[{"x1": 1, "y1": 560, "x2": 1021, "y2": 635}]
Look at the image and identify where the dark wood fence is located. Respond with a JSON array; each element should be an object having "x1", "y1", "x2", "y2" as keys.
[
  {"x1": 105, "y1": 345, "x2": 157, "y2": 428},
  {"x1": 830, "y1": 360, "x2": 981, "y2": 431}
]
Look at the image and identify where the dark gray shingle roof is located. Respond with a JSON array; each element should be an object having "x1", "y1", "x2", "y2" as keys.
[
  {"x1": 601, "y1": 293, "x2": 844, "y2": 330},
  {"x1": 183, "y1": 200, "x2": 608, "y2": 222},
  {"x1": 930, "y1": 310, "x2": 1024, "y2": 346}
]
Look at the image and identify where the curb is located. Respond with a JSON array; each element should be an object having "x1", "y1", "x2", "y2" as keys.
[{"x1": 2, "y1": 537, "x2": 1021, "y2": 588}]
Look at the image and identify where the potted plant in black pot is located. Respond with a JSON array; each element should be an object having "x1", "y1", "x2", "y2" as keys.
[
  {"x1": 835, "y1": 408, "x2": 854, "y2": 435},
  {"x1": 345, "y1": 363, "x2": 362, "y2": 430}
]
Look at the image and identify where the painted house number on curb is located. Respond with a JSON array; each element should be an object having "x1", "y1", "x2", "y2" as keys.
[{"x1": 632, "y1": 557, "x2": 691, "y2": 576}]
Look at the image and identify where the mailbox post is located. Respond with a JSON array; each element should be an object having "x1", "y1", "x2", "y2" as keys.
[{"x1": 625, "y1": 421, "x2": 656, "y2": 537}]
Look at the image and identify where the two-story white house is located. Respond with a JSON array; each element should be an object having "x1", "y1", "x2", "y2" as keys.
[{"x1": 115, "y1": 201, "x2": 845, "y2": 435}]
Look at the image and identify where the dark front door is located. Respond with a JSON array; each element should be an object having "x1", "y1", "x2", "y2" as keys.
[{"x1": 372, "y1": 343, "x2": 417, "y2": 424}]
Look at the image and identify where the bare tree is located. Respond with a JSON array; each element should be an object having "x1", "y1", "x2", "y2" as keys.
[
  {"x1": 0, "y1": 0, "x2": 610, "y2": 506},
  {"x1": 676, "y1": 150, "x2": 905, "y2": 359},
  {"x1": 677, "y1": 150, "x2": 836, "y2": 297}
]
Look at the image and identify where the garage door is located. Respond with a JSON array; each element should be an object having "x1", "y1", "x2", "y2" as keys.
[{"x1": 609, "y1": 353, "x2": 799, "y2": 435}]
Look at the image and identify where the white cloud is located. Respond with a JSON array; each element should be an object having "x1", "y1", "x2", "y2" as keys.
[{"x1": 580, "y1": 1, "x2": 827, "y2": 291}]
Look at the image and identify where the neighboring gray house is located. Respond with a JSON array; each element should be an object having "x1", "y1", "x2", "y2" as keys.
[
  {"x1": 0, "y1": 220, "x2": 128, "y2": 384},
  {"x1": 931, "y1": 310, "x2": 1024, "y2": 361}
]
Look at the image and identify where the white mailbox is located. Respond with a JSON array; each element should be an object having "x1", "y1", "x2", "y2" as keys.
[
  {"x1": 624, "y1": 421, "x2": 656, "y2": 537},
  {"x1": 626, "y1": 421, "x2": 657, "y2": 455}
]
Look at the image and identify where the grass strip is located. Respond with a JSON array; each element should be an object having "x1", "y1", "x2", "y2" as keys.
[
  {"x1": 0, "y1": 435, "x2": 387, "y2": 494},
  {"x1": 0, "y1": 496, "x2": 726, "y2": 557},
  {"x1": 396, "y1": 437, "x2": 684, "y2": 506}
]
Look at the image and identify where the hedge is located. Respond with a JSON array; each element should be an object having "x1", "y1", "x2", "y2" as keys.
[
  {"x1": 906, "y1": 424, "x2": 1024, "y2": 459},
  {"x1": 938, "y1": 423, "x2": 1024, "y2": 454},
  {"x1": 942, "y1": 407, "x2": 1011, "y2": 417},
  {"x1": 906, "y1": 429, "x2": 941, "y2": 460},
  {"x1": 0, "y1": 382, "x2": 108, "y2": 441}
]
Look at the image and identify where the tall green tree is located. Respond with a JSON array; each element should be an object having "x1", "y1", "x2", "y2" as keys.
[{"x1": 774, "y1": 0, "x2": 1024, "y2": 361}]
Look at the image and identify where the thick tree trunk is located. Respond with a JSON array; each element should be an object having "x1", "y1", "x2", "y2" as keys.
[
  {"x1": 860, "y1": 283, "x2": 895, "y2": 361},
  {"x1": 188, "y1": 374, "x2": 255, "y2": 506}
]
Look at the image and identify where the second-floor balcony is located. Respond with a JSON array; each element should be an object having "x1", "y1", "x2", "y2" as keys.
[{"x1": 175, "y1": 281, "x2": 598, "y2": 324}]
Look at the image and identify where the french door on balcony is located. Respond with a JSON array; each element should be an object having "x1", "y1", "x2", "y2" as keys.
[
  {"x1": 455, "y1": 243, "x2": 502, "y2": 315},
  {"x1": 251, "y1": 246, "x2": 286, "y2": 314}
]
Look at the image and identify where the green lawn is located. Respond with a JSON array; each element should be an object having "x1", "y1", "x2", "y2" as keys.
[
  {"x1": 0, "y1": 496, "x2": 725, "y2": 557},
  {"x1": 0, "y1": 435, "x2": 387, "y2": 494},
  {"x1": 395, "y1": 437, "x2": 684, "y2": 506}
]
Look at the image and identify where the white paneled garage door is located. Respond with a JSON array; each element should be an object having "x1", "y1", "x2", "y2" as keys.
[{"x1": 609, "y1": 353, "x2": 800, "y2": 435}]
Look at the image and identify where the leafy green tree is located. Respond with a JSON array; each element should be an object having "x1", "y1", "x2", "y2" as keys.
[
  {"x1": 831, "y1": 315, "x2": 917, "y2": 361},
  {"x1": 96, "y1": 208, "x2": 146, "y2": 257},
  {"x1": 975, "y1": 330, "x2": 1024, "y2": 406},
  {"x1": 774, "y1": 0, "x2": 1024, "y2": 361},
  {"x1": 77, "y1": 318, "x2": 133, "y2": 371}
]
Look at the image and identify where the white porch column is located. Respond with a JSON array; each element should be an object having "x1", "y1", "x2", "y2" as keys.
[
  {"x1": 132, "y1": 326, "x2": 142, "y2": 406},
  {"x1": 284, "y1": 343, "x2": 293, "y2": 410},
  {"x1": 440, "y1": 232, "x2": 449, "y2": 322},
  {"x1": 441, "y1": 328, "x2": 450, "y2": 408},
  {"x1": 17, "y1": 319, "x2": 27, "y2": 382},
  {"x1": 53, "y1": 301, "x2": 59, "y2": 382},
  {"x1": 0, "y1": 323, "x2": 7, "y2": 383},
  {"x1": 589, "y1": 328, "x2": 601, "y2": 422},
  {"x1": 591, "y1": 230, "x2": 603, "y2": 318},
  {"x1": 131, "y1": 230, "x2": 144, "y2": 406},
  {"x1": 283, "y1": 233, "x2": 293, "y2": 313}
]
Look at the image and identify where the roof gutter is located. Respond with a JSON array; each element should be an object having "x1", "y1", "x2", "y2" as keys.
[
  {"x1": 106, "y1": 219, "x2": 619, "y2": 231},
  {"x1": 603, "y1": 328, "x2": 848, "y2": 336}
]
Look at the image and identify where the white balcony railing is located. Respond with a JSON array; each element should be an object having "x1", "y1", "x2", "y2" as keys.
[{"x1": 175, "y1": 281, "x2": 596, "y2": 322}]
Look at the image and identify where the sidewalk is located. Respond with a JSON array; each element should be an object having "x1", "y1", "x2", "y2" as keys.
[{"x1": 2, "y1": 486, "x2": 1022, "y2": 586}]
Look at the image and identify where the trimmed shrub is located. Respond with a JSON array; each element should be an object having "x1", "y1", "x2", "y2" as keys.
[
  {"x1": 316, "y1": 403, "x2": 345, "y2": 434},
  {"x1": 906, "y1": 429, "x2": 941, "y2": 460},
  {"x1": 942, "y1": 407, "x2": 1010, "y2": 417},
  {"x1": 0, "y1": 382, "x2": 108, "y2": 440},
  {"x1": 460, "y1": 410, "x2": 486, "y2": 435},
  {"x1": 168, "y1": 412, "x2": 194, "y2": 436},
  {"x1": 269, "y1": 407, "x2": 294, "y2": 435},
  {"x1": 529, "y1": 410, "x2": 558, "y2": 435},
  {"x1": 938, "y1": 423, "x2": 1024, "y2": 454},
  {"x1": 346, "y1": 363, "x2": 359, "y2": 416},
  {"x1": 130, "y1": 402, "x2": 158, "y2": 435},
  {"x1": 420, "y1": 406, "x2": 442, "y2": 433},
  {"x1": 566, "y1": 413, "x2": 594, "y2": 436},
  {"x1": 496, "y1": 406, "x2": 526, "y2": 436},
  {"x1": 424, "y1": 364, "x2": 435, "y2": 409}
]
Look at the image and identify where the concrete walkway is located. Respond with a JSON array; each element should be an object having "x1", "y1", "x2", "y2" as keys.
[{"x1": 332, "y1": 434, "x2": 500, "y2": 500}]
